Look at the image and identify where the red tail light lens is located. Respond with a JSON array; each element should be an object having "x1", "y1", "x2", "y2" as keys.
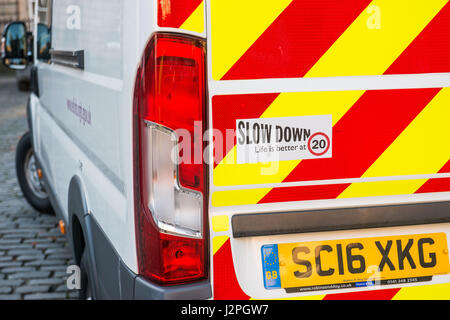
[
  {"x1": 133, "y1": 33, "x2": 207, "y2": 285},
  {"x1": 141, "y1": 34, "x2": 205, "y2": 191}
]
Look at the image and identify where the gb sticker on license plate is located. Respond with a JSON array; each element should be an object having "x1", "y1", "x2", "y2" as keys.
[{"x1": 261, "y1": 244, "x2": 281, "y2": 289}]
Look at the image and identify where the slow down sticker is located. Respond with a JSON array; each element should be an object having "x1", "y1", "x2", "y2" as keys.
[{"x1": 236, "y1": 115, "x2": 333, "y2": 164}]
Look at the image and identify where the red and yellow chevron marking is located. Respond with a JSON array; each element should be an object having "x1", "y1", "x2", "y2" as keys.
[
  {"x1": 212, "y1": 87, "x2": 450, "y2": 207},
  {"x1": 212, "y1": 0, "x2": 450, "y2": 80},
  {"x1": 417, "y1": 161, "x2": 450, "y2": 194},
  {"x1": 158, "y1": 0, "x2": 204, "y2": 33},
  {"x1": 212, "y1": 235, "x2": 450, "y2": 300},
  {"x1": 213, "y1": 237, "x2": 250, "y2": 300}
]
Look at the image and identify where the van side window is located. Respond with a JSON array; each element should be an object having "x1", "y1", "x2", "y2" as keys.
[{"x1": 36, "y1": 0, "x2": 52, "y2": 62}]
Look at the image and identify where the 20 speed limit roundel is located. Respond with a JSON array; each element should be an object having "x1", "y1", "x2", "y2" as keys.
[{"x1": 308, "y1": 132, "x2": 331, "y2": 156}]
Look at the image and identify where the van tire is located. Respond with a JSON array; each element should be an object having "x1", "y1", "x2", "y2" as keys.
[
  {"x1": 79, "y1": 249, "x2": 94, "y2": 300},
  {"x1": 17, "y1": 79, "x2": 30, "y2": 92},
  {"x1": 16, "y1": 132, "x2": 53, "y2": 214}
]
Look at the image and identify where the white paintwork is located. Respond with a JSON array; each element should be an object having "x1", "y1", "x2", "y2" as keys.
[{"x1": 30, "y1": 0, "x2": 160, "y2": 275}]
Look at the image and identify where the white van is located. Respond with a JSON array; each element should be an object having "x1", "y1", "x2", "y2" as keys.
[{"x1": 2, "y1": 0, "x2": 450, "y2": 300}]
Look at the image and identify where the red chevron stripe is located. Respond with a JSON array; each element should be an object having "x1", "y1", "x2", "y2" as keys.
[
  {"x1": 260, "y1": 183, "x2": 350, "y2": 204},
  {"x1": 260, "y1": 88, "x2": 441, "y2": 204},
  {"x1": 212, "y1": 93, "x2": 279, "y2": 167},
  {"x1": 385, "y1": 2, "x2": 450, "y2": 75},
  {"x1": 158, "y1": 0, "x2": 202, "y2": 28},
  {"x1": 213, "y1": 239, "x2": 250, "y2": 300},
  {"x1": 221, "y1": 0, "x2": 371, "y2": 80},
  {"x1": 416, "y1": 178, "x2": 450, "y2": 194},
  {"x1": 416, "y1": 160, "x2": 450, "y2": 194}
]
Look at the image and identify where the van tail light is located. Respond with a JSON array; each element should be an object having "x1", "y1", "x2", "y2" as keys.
[{"x1": 133, "y1": 33, "x2": 208, "y2": 285}]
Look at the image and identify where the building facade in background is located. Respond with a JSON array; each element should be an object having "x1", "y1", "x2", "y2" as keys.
[{"x1": 0, "y1": 0, "x2": 33, "y2": 32}]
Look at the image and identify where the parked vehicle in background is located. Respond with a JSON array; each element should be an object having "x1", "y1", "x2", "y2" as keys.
[
  {"x1": 2, "y1": 0, "x2": 450, "y2": 300},
  {"x1": 0, "y1": 0, "x2": 34, "y2": 90}
]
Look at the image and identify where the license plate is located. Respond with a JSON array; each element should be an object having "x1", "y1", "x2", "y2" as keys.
[{"x1": 261, "y1": 233, "x2": 450, "y2": 293}]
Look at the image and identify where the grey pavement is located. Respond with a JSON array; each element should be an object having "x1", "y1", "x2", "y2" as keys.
[{"x1": 0, "y1": 76, "x2": 77, "y2": 300}]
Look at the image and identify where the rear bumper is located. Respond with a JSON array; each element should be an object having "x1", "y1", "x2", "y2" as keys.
[
  {"x1": 133, "y1": 274, "x2": 212, "y2": 300},
  {"x1": 118, "y1": 256, "x2": 212, "y2": 300}
]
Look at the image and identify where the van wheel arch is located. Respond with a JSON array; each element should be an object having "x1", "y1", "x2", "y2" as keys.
[
  {"x1": 68, "y1": 176, "x2": 89, "y2": 265},
  {"x1": 71, "y1": 214, "x2": 85, "y2": 266},
  {"x1": 68, "y1": 176, "x2": 99, "y2": 299}
]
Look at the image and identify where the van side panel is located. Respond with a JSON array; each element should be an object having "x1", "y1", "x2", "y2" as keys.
[{"x1": 35, "y1": 0, "x2": 140, "y2": 273}]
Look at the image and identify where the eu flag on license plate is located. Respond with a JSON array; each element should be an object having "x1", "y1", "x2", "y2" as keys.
[{"x1": 261, "y1": 244, "x2": 281, "y2": 290}]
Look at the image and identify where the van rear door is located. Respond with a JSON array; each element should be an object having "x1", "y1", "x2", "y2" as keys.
[{"x1": 206, "y1": 0, "x2": 450, "y2": 300}]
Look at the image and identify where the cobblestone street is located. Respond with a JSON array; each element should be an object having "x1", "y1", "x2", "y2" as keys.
[{"x1": 0, "y1": 76, "x2": 76, "y2": 300}]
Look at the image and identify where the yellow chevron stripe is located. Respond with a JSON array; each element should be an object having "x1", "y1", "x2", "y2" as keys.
[
  {"x1": 213, "y1": 236, "x2": 229, "y2": 255},
  {"x1": 215, "y1": 148, "x2": 299, "y2": 186},
  {"x1": 307, "y1": 0, "x2": 449, "y2": 77},
  {"x1": 211, "y1": 0, "x2": 293, "y2": 80},
  {"x1": 393, "y1": 283, "x2": 450, "y2": 300},
  {"x1": 212, "y1": 215, "x2": 230, "y2": 232},
  {"x1": 179, "y1": 1, "x2": 205, "y2": 33},
  {"x1": 342, "y1": 179, "x2": 429, "y2": 199},
  {"x1": 212, "y1": 188, "x2": 270, "y2": 207},
  {"x1": 339, "y1": 88, "x2": 450, "y2": 199}
]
